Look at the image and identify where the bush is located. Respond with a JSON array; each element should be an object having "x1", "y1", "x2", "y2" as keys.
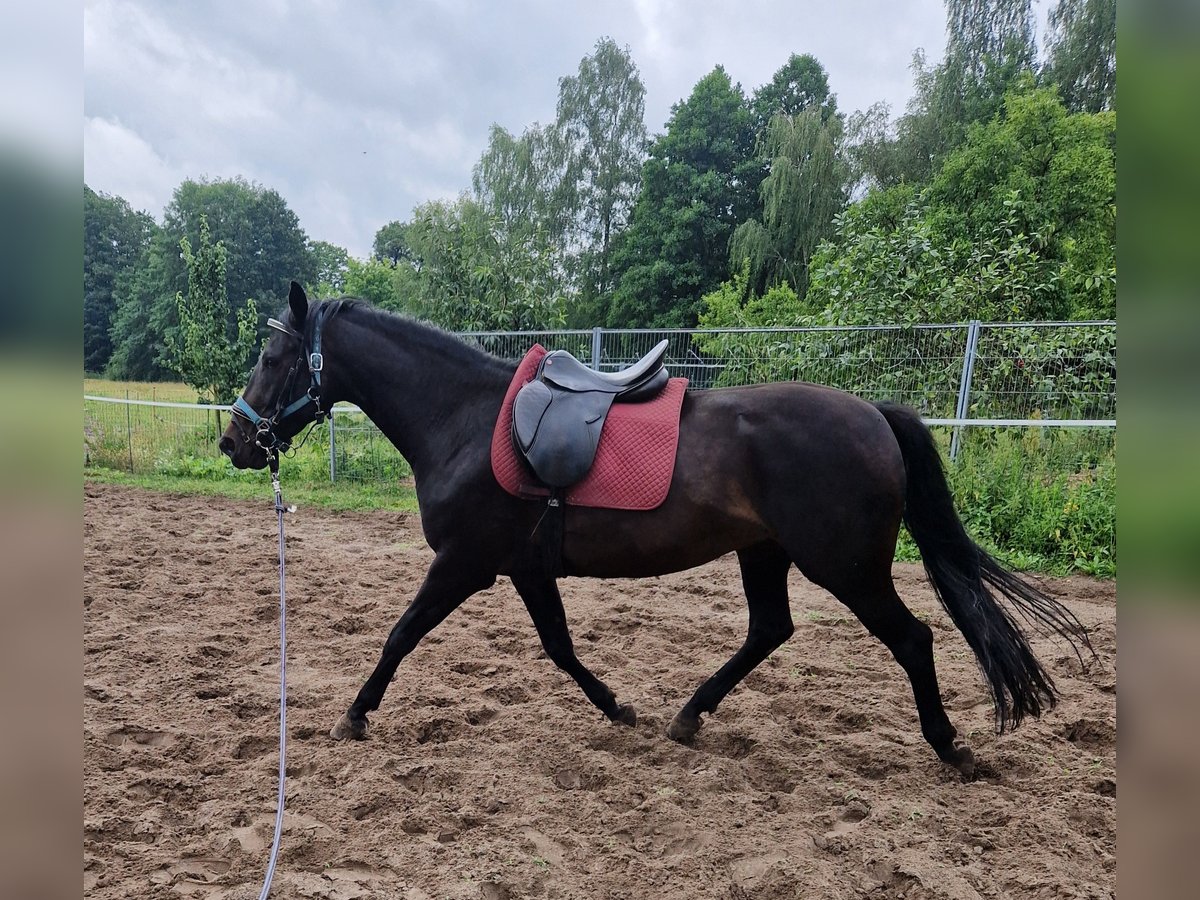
[{"x1": 896, "y1": 428, "x2": 1115, "y2": 576}]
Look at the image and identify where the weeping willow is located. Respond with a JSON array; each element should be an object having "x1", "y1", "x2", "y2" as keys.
[{"x1": 730, "y1": 107, "x2": 848, "y2": 297}]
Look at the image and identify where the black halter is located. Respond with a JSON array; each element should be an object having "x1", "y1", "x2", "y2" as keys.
[{"x1": 230, "y1": 301, "x2": 343, "y2": 456}]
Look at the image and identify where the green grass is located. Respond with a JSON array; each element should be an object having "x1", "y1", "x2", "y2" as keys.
[{"x1": 87, "y1": 466, "x2": 420, "y2": 513}]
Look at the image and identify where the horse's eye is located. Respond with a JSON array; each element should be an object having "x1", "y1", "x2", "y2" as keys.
[{"x1": 262, "y1": 356, "x2": 276, "y2": 369}]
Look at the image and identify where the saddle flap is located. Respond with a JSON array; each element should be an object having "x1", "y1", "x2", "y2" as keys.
[
  {"x1": 512, "y1": 380, "x2": 553, "y2": 453},
  {"x1": 515, "y1": 388, "x2": 617, "y2": 489}
]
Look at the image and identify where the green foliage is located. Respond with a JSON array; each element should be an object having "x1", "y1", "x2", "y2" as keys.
[
  {"x1": 309, "y1": 240, "x2": 350, "y2": 296},
  {"x1": 107, "y1": 177, "x2": 314, "y2": 381},
  {"x1": 466, "y1": 39, "x2": 648, "y2": 328},
  {"x1": 163, "y1": 217, "x2": 258, "y2": 405},
  {"x1": 806, "y1": 196, "x2": 1065, "y2": 325},
  {"x1": 372, "y1": 220, "x2": 416, "y2": 266},
  {"x1": 401, "y1": 196, "x2": 566, "y2": 331},
  {"x1": 555, "y1": 37, "x2": 648, "y2": 323},
  {"x1": 750, "y1": 53, "x2": 837, "y2": 132},
  {"x1": 106, "y1": 232, "x2": 183, "y2": 382},
  {"x1": 806, "y1": 87, "x2": 1115, "y2": 323},
  {"x1": 164, "y1": 178, "x2": 315, "y2": 308},
  {"x1": 731, "y1": 106, "x2": 848, "y2": 295},
  {"x1": 854, "y1": 0, "x2": 1039, "y2": 192},
  {"x1": 698, "y1": 261, "x2": 801, "y2": 329},
  {"x1": 343, "y1": 257, "x2": 403, "y2": 311},
  {"x1": 943, "y1": 429, "x2": 1115, "y2": 576},
  {"x1": 1043, "y1": 0, "x2": 1116, "y2": 113},
  {"x1": 84, "y1": 185, "x2": 157, "y2": 373},
  {"x1": 927, "y1": 86, "x2": 1116, "y2": 317},
  {"x1": 608, "y1": 66, "x2": 756, "y2": 327}
]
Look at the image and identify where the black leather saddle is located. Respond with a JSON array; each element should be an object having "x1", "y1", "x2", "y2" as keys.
[{"x1": 512, "y1": 340, "x2": 670, "y2": 489}]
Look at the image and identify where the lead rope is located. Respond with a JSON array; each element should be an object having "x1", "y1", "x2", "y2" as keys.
[{"x1": 257, "y1": 455, "x2": 292, "y2": 900}]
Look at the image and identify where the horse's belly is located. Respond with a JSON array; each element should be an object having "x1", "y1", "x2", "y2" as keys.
[{"x1": 560, "y1": 492, "x2": 768, "y2": 578}]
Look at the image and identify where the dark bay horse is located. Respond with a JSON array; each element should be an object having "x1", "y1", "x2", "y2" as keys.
[{"x1": 220, "y1": 284, "x2": 1089, "y2": 778}]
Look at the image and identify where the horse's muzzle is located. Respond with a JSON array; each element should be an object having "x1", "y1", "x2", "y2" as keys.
[{"x1": 218, "y1": 430, "x2": 269, "y2": 470}]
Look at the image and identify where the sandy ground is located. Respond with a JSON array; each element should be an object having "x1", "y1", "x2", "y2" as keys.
[{"x1": 84, "y1": 483, "x2": 1116, "y2": 900}]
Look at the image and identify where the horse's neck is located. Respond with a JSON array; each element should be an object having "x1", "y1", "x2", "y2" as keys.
[{"x1": 326, "y1": 314, "x2": 508, "y2": 478}]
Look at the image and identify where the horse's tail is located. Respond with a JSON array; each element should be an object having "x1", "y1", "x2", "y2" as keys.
[{"x1": 873, "y1": 401, "x2": 1092, "y2": 732}]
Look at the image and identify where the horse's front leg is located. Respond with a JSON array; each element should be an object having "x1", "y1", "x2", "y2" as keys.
[
  {"x1": 511, "y1": 572, "x2": 637, "y2": 726},
  {"x1": 331, "y1": 551, "x2": 496, "y2": 740}
]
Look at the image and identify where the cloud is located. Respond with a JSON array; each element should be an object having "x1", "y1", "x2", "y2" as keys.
[
  {"x1": 83, "y1": 117, "x2": 180, "y2": 216},
  {"x1": 84, "y1": 0, "x2": 951, "y2": 259}
]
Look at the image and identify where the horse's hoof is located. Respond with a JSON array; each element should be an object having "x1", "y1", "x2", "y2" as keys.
[
  {"x1": 613, "y1": 704, "x2": 637, "y2": 727},
  {"x1": 667, "y1": 712, "x2": 701, "y2": 744},
  {"x1": 330, "y1": 712, "x2": 368, "y2": 741},
  {"x1": 947, "y1": 744, "x2": 976, "y2": 780}
]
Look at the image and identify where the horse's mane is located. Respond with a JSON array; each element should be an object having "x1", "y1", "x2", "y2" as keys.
[{"x1": 293, "y1": 296, "x2": 513, "y2": 376}]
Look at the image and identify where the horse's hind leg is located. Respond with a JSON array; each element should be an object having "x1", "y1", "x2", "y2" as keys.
[
  {"x1": 819, "y1": 569, "x2": 975, "y2": 777},
  {"x1": 511, "y1": 572, "x2": 636, "y2": 726},
  {"x1": 667, "y1": 541, "x2": 794, "y2": 743}
]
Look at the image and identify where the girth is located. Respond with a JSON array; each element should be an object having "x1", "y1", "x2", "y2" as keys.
[{"x1": 511, "y1": 340, "x2": 670, "y2": 490}]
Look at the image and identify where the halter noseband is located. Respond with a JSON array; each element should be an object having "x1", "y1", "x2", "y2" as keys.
[{"x1": 230, "y1": 302, "x2": 341, "y2": 457}]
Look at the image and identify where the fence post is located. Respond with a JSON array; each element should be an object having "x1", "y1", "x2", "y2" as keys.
[
  {"x1": 328, "y1": 411, "x2": 337, "y2": 482},
  {"x1": 950, "y1": 321, "x2": 981, "y2": 462},
  {"x1": 125, "y1": 390, "x2": 135, "y2": 473},
  {"x1": 591, "y1": 327, "x2": 602, "y2": 371}
]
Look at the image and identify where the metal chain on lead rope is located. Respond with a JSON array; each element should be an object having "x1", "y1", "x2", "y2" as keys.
[{"x1": 256, "y1": 451, "x2": 294, "y2": 900}]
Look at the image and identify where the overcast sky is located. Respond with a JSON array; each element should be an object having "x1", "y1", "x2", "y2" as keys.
[{"x1": 85, "y1": 0, "x2": 960, "y2": 260}]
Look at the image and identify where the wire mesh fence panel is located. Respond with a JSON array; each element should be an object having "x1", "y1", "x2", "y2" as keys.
[
  {"x1": 85, "y1": 398, "x2": 228, "y2": 474},
  {"x1": 675, "y1": 325, "x2": 970, "y2": 415},
  {"x1": 969, "y1": 323, "x2": 1117, "y2": 421},
  {"x1": 459, "y1": 330, "x2": 595, "y2": 362},
  {"x1": 84, "y1": 321, "x2": 1116, "y2": 486},
  {"x1": 330, "y1": 406, "x2": 411, "y2": 484}
]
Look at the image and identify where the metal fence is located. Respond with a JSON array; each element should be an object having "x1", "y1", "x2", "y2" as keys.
[{"x1": 84, "y1": 320, "x2": 1115, "y2": 482}]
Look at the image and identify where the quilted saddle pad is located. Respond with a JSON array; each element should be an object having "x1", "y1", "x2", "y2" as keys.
[{"x1": 490, "y1": 344, "x2": 688, "y2": 511}]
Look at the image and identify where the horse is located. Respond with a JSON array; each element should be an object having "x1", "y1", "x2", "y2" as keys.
[{"x1": 220, "y1": 283, "x2": 1089, "y2": 778}]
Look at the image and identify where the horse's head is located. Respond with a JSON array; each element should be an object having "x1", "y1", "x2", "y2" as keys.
[{"x1": 219, "y1": 281, "x2": 329, "y2": 470}]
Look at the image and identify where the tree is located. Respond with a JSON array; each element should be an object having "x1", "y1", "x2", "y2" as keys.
[
  {"x1": 107, "y1": 177, "x2": 314, "y2": 380},
  {"x1": 343, "y1": 257, "x2": 403, "y2": 311},
  {"x1": 106, "y1": 236, "x2": 177, "y2": 381},
  {"x1": 161, "y1": 178, "x2": 314, "y2": 317},
  {"x1": 402, "y1": 196, "x2": 565, "y2": 331},
  {"x1": 472, "y1": 122, "x2": 569, "y2": 308},
  {"x1": 730, "y1": 105, "x2": 849, "y2": 296},
  {"x1": 925, "y1": 86, "x2": 1116, "y2": 316},
  {"x1": 309, "y1": 239, "x2": 350, "y2": 296},
  {"x1": 852, "y1": 2, "x2": 1039, "y2": 190},
  {"x1": 554, "y1": 37, "x2": 648, "y2": 323},
  {"x1": 163, "y1": 216, "x2": 258, "y2": 406},
  {"x1": 803, "y1": 88, "x2": 1116, "y2": 324},
  {"x1": 750, "y1": 53, "x2": 837, "y2": 133},
  {"x1": 607, "y1": 67, "x2": 756, "y2": 327},
  {"x1": 84, "y1": 186, "x2": 156, "y2": 372},
  {"x1": 372, "y1": 220, "x2": 417, "y2": 266},
  {"x1": 1043, "y1": 0, "x2": 1116, "y2": 113}
]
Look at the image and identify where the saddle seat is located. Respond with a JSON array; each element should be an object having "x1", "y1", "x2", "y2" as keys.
[
  {"x1": 538, "y1": 340, "x2": 669, "y2": 395},
  {"x1": 512, "y1": 340, "x2": 671, "y2": 490}
]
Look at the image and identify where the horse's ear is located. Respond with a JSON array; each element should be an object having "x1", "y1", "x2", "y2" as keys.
[{"x1": 289, "y1": 281, "x2": 309, "y2": 326}]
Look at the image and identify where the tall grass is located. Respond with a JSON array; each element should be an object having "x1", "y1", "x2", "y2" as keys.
[
  {"x1": 84, "y1": 377, "x2": 200, "y2": 402},
  {"x1": 896, "y1": 428, "x2": 1115, "y2": 577}
]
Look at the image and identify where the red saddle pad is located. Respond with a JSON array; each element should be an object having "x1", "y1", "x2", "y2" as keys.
[{"x1": 491, "y1": 344, "x2": 688, "y2": 511}]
